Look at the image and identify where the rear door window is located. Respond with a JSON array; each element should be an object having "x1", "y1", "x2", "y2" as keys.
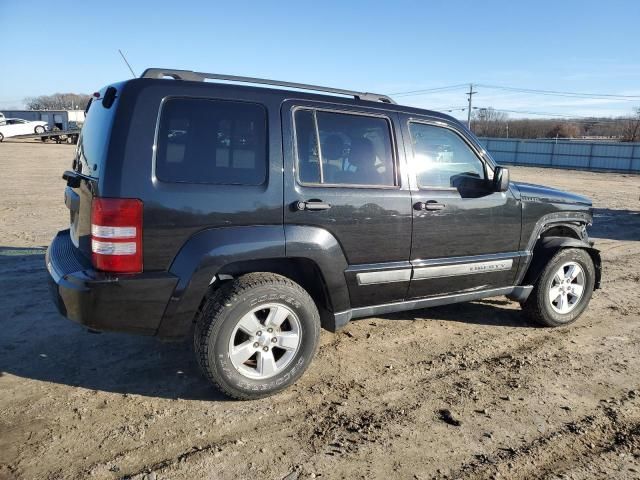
[
  {"x1": 294, "y1": 109, "x2": 396, "y2": 187},
  {"x1": 155, "y1": 98, "x2": 268, "y2": 185}
]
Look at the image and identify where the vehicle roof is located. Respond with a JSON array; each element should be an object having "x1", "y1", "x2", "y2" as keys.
[{"x1": 119, "y1": 77, "x2": 467, "y2": 130}]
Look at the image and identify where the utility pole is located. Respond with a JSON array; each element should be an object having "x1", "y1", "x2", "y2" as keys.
[{"x1": 466, "y1": 83, "x2": 477, "y2": 130}]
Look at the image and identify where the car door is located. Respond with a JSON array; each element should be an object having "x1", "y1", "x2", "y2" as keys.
[
  {"x1": 13, "y1": 119, "x2": 28, "y2": 135},
  {"x1": 282, "y1": 100, "x2": 413, "y2": 308},
  {"x1": 2, "y1": 119, "x2": 19, "y2": 137},
  {"x1": 400, "y1": 115, "x2": 523, "y2": 299}
]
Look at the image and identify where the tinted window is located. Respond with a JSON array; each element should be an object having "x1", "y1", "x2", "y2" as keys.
[
  {"x1": 294, "y1": 109, "x2": 395, "y2": 186},
  {"x1": 409, "y1": 123, "x2": 485, "y2": 188},
  {"x1": 75, "y1": 95, "x2": 119, "y2": 178},
  {"x1": 156, "y1": 98, "x2": 267, "y2": 185}
]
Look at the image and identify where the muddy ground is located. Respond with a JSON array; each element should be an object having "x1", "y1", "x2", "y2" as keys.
[{"x1": 0, "y1": 141, "x2": 639, "y2": 480}]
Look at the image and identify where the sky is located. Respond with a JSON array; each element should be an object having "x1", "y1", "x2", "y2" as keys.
[{"x1": 1, "y1": 0, "x2": 639, "y2": 120}]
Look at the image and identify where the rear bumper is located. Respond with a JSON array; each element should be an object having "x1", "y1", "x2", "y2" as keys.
[{"x1": 46, "y1": 229, "x2": 179, "y2": 335}]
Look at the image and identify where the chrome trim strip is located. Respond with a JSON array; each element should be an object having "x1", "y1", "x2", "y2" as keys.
[
  {"x1": 411, "y1": 251, "x2": 525, "y2": 268},
  {"x1": 335, "y1": 286, "x2": 517, "y2": 323},
  {"x1": 356, "y1": 269, "x2": 411, "y2": 286},
  {"x1": 413, "y1": 259, "x2": 513, "y2": 280}
]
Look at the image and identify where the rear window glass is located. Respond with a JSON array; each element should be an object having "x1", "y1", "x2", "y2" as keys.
[
  {"x1": 155, "y1": 98, "x2": 267, "y2": 185},
  {"x1": 76, "y1": 95, "x2": 118, "y2": 178}
]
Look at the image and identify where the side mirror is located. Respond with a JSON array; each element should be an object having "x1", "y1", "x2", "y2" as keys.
[{"x1": 493, "y1": 166, "x2": 510, "y2": 192}]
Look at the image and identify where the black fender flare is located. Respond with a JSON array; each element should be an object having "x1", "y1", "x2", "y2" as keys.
[
  {"x1": 284, "y1": 224, "x2": 351, "y2": 314},
  {"x1": 522, "y1": 236, "x2": 601, "y2": 291},
  {"x1": 157, "y1": 226, "x2": 285, "y2": 338},
  {"x1": 156, "y1": 225, "x2": 351, "y2": 338}
]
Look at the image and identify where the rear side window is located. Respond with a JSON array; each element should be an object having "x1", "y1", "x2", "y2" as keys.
[
  {"x1": 156, "y1": 98, "x2": 267, "y2": 185},
  {"x1": 294, "y1": 109, "x2": 396, "y2": 187}
]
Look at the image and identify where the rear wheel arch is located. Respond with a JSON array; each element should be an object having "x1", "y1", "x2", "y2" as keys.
[
  {"x1": 210, "y1": 257, "x2": 336, "y2": 329},
  {"x1": 158, "y1": 225, "x2": 352, "y2": 338}
]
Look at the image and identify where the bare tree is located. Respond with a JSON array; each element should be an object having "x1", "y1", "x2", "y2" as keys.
[
  {"x1": 24, "y1": 93, "x2": 91, "y2": 111},
  {"x1": 621, "y1": 107, "x2": 640, "y2": 142},
  {"x1": 546, "y1": 123, "x2": 580, "y2": 139},
  {"x1": 471, "y1": 108, "x2": 508, "y2": 137}
]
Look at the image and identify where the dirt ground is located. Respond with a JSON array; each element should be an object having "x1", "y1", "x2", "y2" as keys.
[{"x1": 1, "y1": 140, "x2": 639, "y2": 480}]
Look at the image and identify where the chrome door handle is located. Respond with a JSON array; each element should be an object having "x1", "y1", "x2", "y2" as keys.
[
  {"x1": 424, "y1": 200, "x2": 445, "y2": 211},
  {"x1": 414, "y1": 200, "x2": 446, "y2": 211},
  {"x1": 295, "y1": 200, "x2": 332, "y2": 211}
]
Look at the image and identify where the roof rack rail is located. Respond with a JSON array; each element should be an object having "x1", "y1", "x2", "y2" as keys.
[{"x1": 140, "y1": 68, "x2": 396, "y2": 104}]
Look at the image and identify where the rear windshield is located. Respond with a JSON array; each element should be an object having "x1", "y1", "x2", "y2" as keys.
[
  {"x1": 155, "y1": 97, "x2": 268, "y2": 185},
  {"x1": 75, "y1": 93, "x2": 118, "y2": 178}
]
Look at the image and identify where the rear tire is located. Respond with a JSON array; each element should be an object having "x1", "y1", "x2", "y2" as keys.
[
  {"x1": 34, "y1": 125, "x2": 45, "y2": 134},
  {"x1": 522, "y1": 248, "x2": 595, "y2": 327},
  {"x1": 194, "y1": 273, "x2": 321, "y2": 400}
]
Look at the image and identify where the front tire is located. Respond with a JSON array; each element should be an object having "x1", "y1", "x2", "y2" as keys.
[
  {"x1": 34, "y1": 125, "x2": 45, "y2": 134},
  {"x1": 522, "y1": 248, "x2": 595, "y2": 327},
  {"x1": 194, "y1": 273, "x2": 321, "y2": 400}
]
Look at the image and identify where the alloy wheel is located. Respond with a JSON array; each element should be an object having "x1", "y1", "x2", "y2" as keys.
[
  {"x1": 548, "y1": 261, "x2": 585, "y2": 314},
  {"x1": 227, "y1": 303, "x2": 302, "y2": 379}
]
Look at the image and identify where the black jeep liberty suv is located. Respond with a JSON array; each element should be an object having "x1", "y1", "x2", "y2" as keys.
[{"x1": 47, "y1": 68, "x2": 601, "y2": 400}]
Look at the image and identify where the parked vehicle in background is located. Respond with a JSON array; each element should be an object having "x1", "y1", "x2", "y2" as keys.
[
  {"x1": 0, "y1": 118, "x2": 49, "y2": 141},
  {"x1": 0, "y1": 112, "x2": 5, "y2": 125},
  {"x1": 46, "y1": 68, "x2": 601, "y2": 400}
]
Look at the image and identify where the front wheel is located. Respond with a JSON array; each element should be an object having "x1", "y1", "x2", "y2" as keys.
[
  {"x1": 522, "y1": 248, "x2": 595, "y2": 327},
  {"x1": 194, "y1": 273, "x2": 321, "y2": 400},
  {"x1": 34, "y1": 125, "x2": 45, "y2": 134}
]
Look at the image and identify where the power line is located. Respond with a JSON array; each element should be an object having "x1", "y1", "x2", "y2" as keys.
[
  {"x1": 438, "y1": 106, "x2": 467, "y2": 112},
  {"x1": 390, "y1": 84, "x2": 469, "y2": 97},
  {"x1": 473, "y1": 83, "x2": 640, "y2": 100},
  {"x1": 391, "y1": 83, "x2": 640, "y2": 101}
]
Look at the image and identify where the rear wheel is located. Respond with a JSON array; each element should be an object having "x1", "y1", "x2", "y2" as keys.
[
  {"x1": 522, "y1": 248, "x2": 595, "y2": 327},
  {"x1": 194, "y1": 273, "x2": 320, "y2": 400},
  {"x1": 34, "y1": 125, "x2": 45, "y2": 134},
  {"x1": 0, "y1": 132, "x2": 4, "y2": 142}
]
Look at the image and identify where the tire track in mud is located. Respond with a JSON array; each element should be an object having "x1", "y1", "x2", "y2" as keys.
[
  {"x1": 442, "y1": 392, "x2": 640, "y2": 480},
  {"x1": 290, "y1": 308, "x2": 640, "y2": 477},
  {"x1": 115, "y1": 295, "x2": 637, "y2": 479}
]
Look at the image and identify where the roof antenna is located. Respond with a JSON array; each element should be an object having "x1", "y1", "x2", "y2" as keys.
[{"x1": 118, "y1": 49, "x2": 137, "y2": 78}]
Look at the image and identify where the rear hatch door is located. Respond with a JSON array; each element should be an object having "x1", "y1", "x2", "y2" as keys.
[{"x1": 65, "y1": 87, "x2": 119, "y2": 259}]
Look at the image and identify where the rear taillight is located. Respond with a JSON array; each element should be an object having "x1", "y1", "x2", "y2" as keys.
[{"x1": 91, "y1": 198, "x2": 143, "y2": 273}]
